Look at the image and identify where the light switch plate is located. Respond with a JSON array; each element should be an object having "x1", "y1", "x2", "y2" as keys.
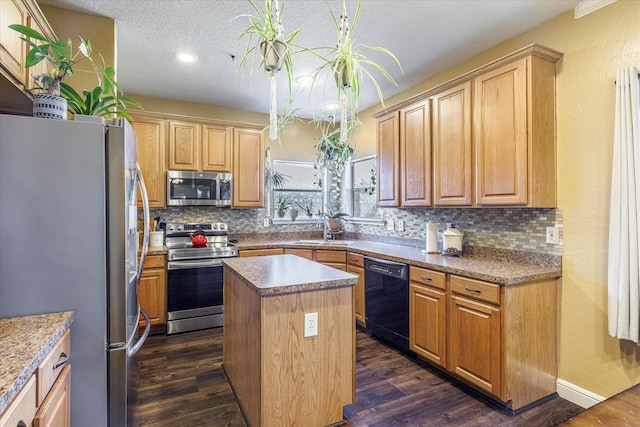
[{"x1": 386, "y1": 219, "x2": 395, "y2": 231}]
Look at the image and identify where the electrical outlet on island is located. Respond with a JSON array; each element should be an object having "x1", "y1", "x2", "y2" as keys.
[{"x1": 304, "y1": 312, "x2": 318, "y2": 337}]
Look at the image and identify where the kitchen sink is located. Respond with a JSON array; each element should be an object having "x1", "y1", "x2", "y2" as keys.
[{"x1": 293, "y1": 239, "x2": 355, "y2": 246}]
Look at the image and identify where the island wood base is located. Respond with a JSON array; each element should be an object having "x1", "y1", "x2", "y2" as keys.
[{"x1": 223, "y1": 260, "x2": 355, "y2": 427}]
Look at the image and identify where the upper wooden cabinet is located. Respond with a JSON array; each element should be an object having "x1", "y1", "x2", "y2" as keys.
[
  {"x1": 233, "y1": 127, "x2": 264, "y2": 208},
  {"x1": 400, "y1": 100, "x2": 432, "y2": 207},
  {"x1": 432, "y1": 81, "x2": 473, "y2": 206},
  {"x1": 131, "y1": 117, "x2": 167, "y2": 208},
  {"x1": 376, "y1": 111, "x2": 401, "y2": 207},
  {"x1": 168, "y1": 120, "x2": 200, "y2": 171},
  {"x1": 475, "y1": 56, "x2": 557, "y2": 206},
  {"x1": 0, "y1": 0, "x2": 28, "y2": 86},
  {"x1": 167, "y1": 121, "x2": 233, "y2": 173},
  {"x1": 202, "y1": 124, "x2": 232, "y2": 172},
  {"x1": 374, "y1": 44, "x2": 561, "y2": 208},
  {"x1": 0, "y1": 0, "x2": 56, "y2": 113}
]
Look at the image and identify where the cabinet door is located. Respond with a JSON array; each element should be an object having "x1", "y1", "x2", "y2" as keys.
[
  {"x1": 348, "y1": 264, "x2": 365, "y2": 327},
  {"x1": 410, "y1": 282, "x2": 446, "y2": 366},
  {"x1": 132, "y1": 117, "x2": 167, "y2": 208},
  {"x1": 25, "y1": 9, "x2": 55, "y2": 93},
  {"x1": 475, "y1": 59, "x2": 528, "y2": 205},
  {"x1": 202, "y1": 124, "x2": 232, "y2": 172},
  {"x1": 0, "y1": 0, "x2": 28, "y2": 85},
  {"x1": 449, "y1": 294, "x2": 502, "y2": 397},
  {"x1": 233, "y1": 127, "x2": 264, "y2": 207},
  {"x1": 376, "y1": 111, "x2": 400, "y2": 207},
  {"x1": 139, "y1": 257, "x2": 167, "y2": 327},
  {"x1": 34, "y1": 364, "x2": 71, "y2": 427},
  {"x1": 433, "y1": 81, "x2": 473, "y2": 206},
  {"x1": 168, "y1": 120, "x2": 200, "y2": 171},
  {"x1": 400, "y1": 100, "x2": 432, "y2": 207}
]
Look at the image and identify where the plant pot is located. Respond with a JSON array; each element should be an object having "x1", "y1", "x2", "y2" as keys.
[
  {"x1": 33, "y1": 94, "x2": 67, "y2": 120},
  {"x1": 289, "y1": 209, "x2": 298, "y2": 221},
  {"x1": 333, "y1": 61, "x2": 350, "y2": 89},
  {"x1": 327, "y1": 218, "x2": 341, "y2": 232},
  {"x1": 277, "y1": 209, "x2": 286, "y2": 218},
  {"x1": 260, "y1": 38, "x2": 287, "y2": 72}
]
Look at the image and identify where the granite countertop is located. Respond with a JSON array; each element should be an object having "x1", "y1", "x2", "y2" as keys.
[
  {"x1": 0, "y1": 311, "x2": 74, "y2": 416},
  {"x1": 223, "y1": 254, "x2": 358, "y2": 296},
  {"x1": 235, "y1": 239, "x2": 561, "y2": 286}
]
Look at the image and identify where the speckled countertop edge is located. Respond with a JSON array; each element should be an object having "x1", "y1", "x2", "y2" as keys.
[
  {"x1": 223, "y1": 255, "x2": 357, "y2": 296},
  {"x1": 0, "y1": 311, "x2": 74, "y2": 416},
  {"x1": 235, "y1": 240, "x2": 561, "y2": 285}
]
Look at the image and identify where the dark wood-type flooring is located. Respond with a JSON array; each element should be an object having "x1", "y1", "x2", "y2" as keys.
[{"x1": 128, "y1": 328, "x2": 584, "y2": 427}]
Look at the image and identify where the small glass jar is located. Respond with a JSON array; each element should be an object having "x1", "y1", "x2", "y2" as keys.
[{"x1": 442, "y1": 223, "x2": 464, "y2": 256}]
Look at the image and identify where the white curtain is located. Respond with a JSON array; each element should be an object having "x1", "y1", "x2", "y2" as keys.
[{"x1": 608, "y1": 67, "x2": 640, "y2": 343}]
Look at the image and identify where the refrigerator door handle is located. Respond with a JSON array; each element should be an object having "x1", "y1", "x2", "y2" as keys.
[
  {"x1": 128, "y1": 306, "x2": 151, "y2": 357},
  {"x1": 136, "y1": 163, "x2": 151, "y2": 282}
]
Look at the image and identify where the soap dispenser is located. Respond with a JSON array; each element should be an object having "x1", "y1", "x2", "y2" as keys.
[{"x1": 442, "y1": 223, "x2": 463, "y2": 256}]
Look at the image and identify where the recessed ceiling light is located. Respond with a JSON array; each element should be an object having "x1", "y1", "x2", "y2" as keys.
[{"x1": 175, "y1": 51, "x2": 198, "y2": 63}]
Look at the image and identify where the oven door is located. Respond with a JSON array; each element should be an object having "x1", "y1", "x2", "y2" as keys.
[{"x1": 166, "y1": 258, "x2": 224, "y2": 334}]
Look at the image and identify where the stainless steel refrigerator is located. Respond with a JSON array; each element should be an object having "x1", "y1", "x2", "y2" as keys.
[{"x1": 0, "y1": 114, "x2": 151, "y2": 426}]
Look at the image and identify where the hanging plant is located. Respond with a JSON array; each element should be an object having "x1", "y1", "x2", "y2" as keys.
[
  {"x1": 304, "y1": 0, "x2": 403, "y2": 144},
  {"x1": 234, "y1": 0, "x2": 302, "y2": 142}
]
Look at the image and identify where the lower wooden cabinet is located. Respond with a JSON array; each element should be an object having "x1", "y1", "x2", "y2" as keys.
[
  {"x1": 347, "y1": 253, "x2": 365, "y2": 327},
  {"x1": 1, "y1": 329, "x2": 72, "y2": 427},
  {"x1": 449, "y1": 293, "x2": 502, "y2": 396},
  {"x1": 407, "y1": 268, "x2": 557, "y2": 411},
  {"x1": 139, "y1": 254, "x2": 167, "y2": 330},
  {"x1": 34, "y1": 364, "x2": 71, "y2": 427}
]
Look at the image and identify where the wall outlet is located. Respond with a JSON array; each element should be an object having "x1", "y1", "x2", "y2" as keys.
[
  {"x1": 304, "y1": 312, "x2": 318, "y2": 337},
  {"x1": 546, "y1": 226, "x2": 561, "y2": 244},
  {"x1": 386, "y1": 219, "x2": 395, "y2": 231},
  {"x1": 263, "y1": 218, "x2": 271, "y2": 227},
  {"x1": 397, "y1": 220, "x2": 405, "y2": 232}
]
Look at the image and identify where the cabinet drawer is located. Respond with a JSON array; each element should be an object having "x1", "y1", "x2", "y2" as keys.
[
  {"x1": 37, "y1": 329, "x2": 71, "y2": 406},
  {"x1": 315, "y1": 250, "x2": 346, "y2": 263},
  {"x1": 284, "y1": 248, "x2": 313, "y2": 260},
  {"x1": 410, "y1": 266, "x2": 446, "y2": 290},
  {"x1": 144, "y1": 254, "x2": 165, "y2": 269},
  {"x1": 239, "y1": 248, "x2": 283, "y2": 257},
  {"x1": 321, "y1": 262, "x2": 346, "y2": 271},
  {"x1": 0, "y1": 374, "x2": 36, "y2": 427},
  {"x1": 450, "y1": 275, "x2": 500, "y2": 305},
  {"x1": 347, "y1": 252, "x2": 364, "y2": 267}
]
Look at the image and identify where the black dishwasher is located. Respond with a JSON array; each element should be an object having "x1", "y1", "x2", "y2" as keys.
[{"x1": 364, "y1": 256, "x2": 410, "y2": 353}]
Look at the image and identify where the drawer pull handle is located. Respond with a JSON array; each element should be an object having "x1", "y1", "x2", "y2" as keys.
[
  {"x1": 465, "y1": 287, "x2": 481, "y2": 294},
  {"x1": 420, "y1": 276, "x2": 432, "y2": 281},
  {"x1": 18, "y1": 421, "x2": 27, "y2": 427},
  {"x1": 53, "y1": 351, "x2": 69, "y2": 370}
]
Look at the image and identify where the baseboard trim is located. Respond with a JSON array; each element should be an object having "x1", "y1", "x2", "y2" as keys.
[{"x1": 557, "y1": 379, "x2": 606, "y2": 408}]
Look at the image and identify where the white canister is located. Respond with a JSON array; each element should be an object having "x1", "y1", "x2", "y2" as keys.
[
  {"x1": 442, "y1": 223, "x2": 463, "y2": 256},
  {"x1": 149, "y1": 230, "x2": 164, "y2": 247}
]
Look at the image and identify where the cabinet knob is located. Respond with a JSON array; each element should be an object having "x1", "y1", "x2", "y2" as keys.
[{"x1": 18, "y1": 421, "x2": 27, "y2": 427}]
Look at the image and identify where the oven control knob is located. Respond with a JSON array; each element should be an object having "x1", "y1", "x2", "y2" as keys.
[
  {"x1": 168, "y1": 225, "x2": 175, "y2": 231},
  {"x1": 212, "y1": 224, "x2": 219, "y2": 230},
  {"x1": 219, "y1": 224, "x2": 226, "y2": 230}
]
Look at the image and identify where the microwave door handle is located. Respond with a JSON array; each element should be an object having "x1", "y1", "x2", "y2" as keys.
[{"x1": 136, "y1": 163, "x2": 150, "y2": 283}]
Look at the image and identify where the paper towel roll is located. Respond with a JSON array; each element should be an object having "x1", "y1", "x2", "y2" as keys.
[{"x1": 425, "y1": 222, "x2": 438, "y2": 253}]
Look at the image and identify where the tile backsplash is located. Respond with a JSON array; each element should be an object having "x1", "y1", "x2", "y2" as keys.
[{"x1": 147, "y1": 206, "x2": 563, "y2": 256}]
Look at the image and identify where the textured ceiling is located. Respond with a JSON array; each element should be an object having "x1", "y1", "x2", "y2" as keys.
[{"x1": 38, "y1": 0, "x2": 580, "y2": 119}]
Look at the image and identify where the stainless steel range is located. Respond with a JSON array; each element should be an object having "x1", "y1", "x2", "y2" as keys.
[{"x1": 165, "y1": 222, "x2": 237, "y2": 334}]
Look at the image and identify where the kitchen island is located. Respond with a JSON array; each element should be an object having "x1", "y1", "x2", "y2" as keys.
[{"x1": 222, "y1": 254, "x2": 357, "y2": 427}]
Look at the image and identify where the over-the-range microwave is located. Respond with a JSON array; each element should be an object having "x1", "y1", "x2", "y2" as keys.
[{"x1": 167, "y1": 170, "x2": 232, "y2": 206}]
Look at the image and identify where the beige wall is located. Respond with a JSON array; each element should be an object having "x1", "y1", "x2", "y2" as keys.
[
  {"x1": 40, "y1": 5, "x2": 115, "y2": 95},
  {"x1": 357, "y1": 0, "x2": 640, "y2": 399}
]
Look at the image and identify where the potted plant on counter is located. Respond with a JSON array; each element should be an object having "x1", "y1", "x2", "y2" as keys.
[
  {"x1": 9, "y1": 23, "x2": 93, "y2": 119},
  {"x1": 322, "y1": 209, "x2": 350, "y2": 232}
]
